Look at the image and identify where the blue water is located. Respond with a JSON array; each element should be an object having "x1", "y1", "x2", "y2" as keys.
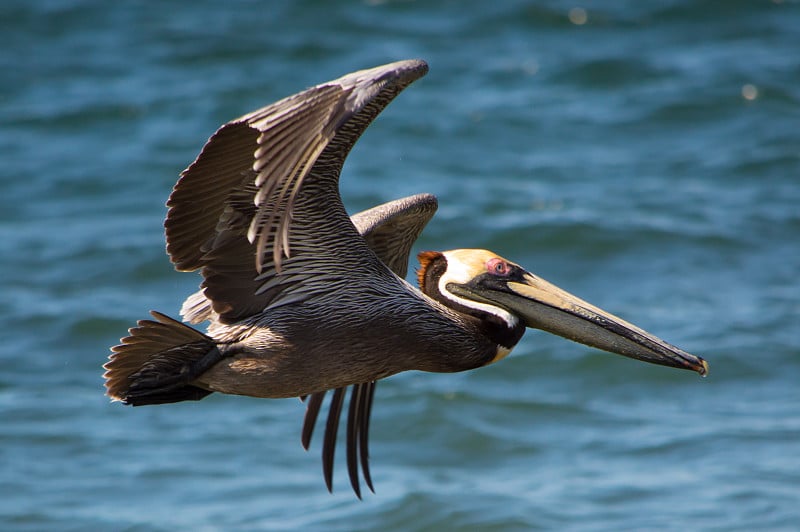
[{"x1": 2, "y1": 0, "x2": 799, "y2": 529}]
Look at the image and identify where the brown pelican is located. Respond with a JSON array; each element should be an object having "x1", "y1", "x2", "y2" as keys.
[{"x1": 104, "y1": 59, "x2": 708, "y2": 498}]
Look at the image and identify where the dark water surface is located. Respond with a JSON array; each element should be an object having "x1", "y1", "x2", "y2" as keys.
[{"x1": 2, "y1": 1, "x2": 799, "y2": 530}]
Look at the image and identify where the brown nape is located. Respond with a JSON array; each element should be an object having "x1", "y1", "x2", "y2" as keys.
[{"x1": 416, "y1": 250, "x2": 446, "y2": 295}]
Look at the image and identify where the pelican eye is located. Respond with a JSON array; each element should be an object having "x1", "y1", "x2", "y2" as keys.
[{"x1": 486, "y1": 257, "x2": 512, "y2": 277}]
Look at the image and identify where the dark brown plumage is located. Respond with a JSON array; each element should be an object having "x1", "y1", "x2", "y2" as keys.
[{"x1": 104, "y1": 60, "x2": 707, "y2": 498}]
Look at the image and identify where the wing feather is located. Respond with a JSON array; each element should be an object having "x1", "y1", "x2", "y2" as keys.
[
  {"x1": 166, "y1": 59, "x2": 428, "y2": 323},
  {"x1": 351, "y1": 193, "x2": 438, "y2": 279}
]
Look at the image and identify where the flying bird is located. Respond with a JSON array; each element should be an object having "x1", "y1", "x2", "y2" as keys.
[{"x1": 104, "y1": 59, "x2": 708, "y2": 498}]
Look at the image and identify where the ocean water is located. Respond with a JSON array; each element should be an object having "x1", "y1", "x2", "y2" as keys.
[{"x1": 2, "y1": 0, "x2": 799, "y2": 530}]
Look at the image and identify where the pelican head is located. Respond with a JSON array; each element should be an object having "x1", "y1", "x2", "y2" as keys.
[{"x1": 418, "y1": 249, "x2": 709, "y2": 375}]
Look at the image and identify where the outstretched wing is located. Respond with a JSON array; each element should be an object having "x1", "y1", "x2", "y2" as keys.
[
  {"x1": 352, "y1": 193, "x2": 438, "y2": 279},
  {"x1": 300, "y1": 193, "x2": 438, "y2": 497},
  {"x1": 164, "y1": 59, "x2": 429, "y2": 324},
  {"x1": 166, "y1": 60, "x2": 432, "y2": 497}
]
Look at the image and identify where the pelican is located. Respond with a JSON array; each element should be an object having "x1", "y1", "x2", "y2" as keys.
[{"x1": 104, "y1": 59, "x2": 708, "y2": 498}]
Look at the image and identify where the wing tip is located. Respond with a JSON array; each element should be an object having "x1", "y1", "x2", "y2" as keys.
[
  {"x1": 333, "y1": 59, "x2": 429, "y2": 112},
  {"x1": 339, "y1": 59, "x2": 429, "y2": 86}
]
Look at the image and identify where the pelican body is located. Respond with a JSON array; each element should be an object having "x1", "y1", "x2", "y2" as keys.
[{"x1": 104, "y1": 60, "x2": 708, "y2": 497}]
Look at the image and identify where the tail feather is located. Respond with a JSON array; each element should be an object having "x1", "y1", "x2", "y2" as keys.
[{"x1": 104, "y1": 311, "x2": 223, "y2": 406}]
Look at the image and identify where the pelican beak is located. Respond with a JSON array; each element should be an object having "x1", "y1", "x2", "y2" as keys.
[{"x1": 462, "y1": 271, "x2": 708, "y2": 376}]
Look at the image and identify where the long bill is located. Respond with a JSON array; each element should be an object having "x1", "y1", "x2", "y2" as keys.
[{"x1": 488, "y1": 273, "x2": 708, "y2": 375}]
